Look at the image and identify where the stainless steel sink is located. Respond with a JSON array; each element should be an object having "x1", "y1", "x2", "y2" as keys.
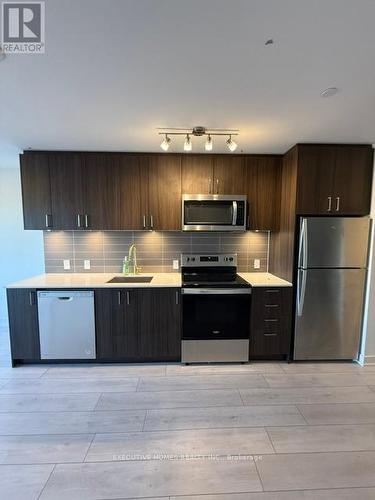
[{"x1": 107, "y1": 276, "x2": 153, "y2": 284}]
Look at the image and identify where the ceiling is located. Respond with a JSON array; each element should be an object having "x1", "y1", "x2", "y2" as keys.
[{"x1": 1, "y1": 0, "x2": 375, "y2": 166}]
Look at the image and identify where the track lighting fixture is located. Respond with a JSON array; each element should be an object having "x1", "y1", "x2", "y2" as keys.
[
  {"x1": 205, "y1": 134, "x2": 213, "y2": 151},
  {"x1": 157, "y1": 126, "x2": 239, "y2": 153},
  {"x1": 183, "y1": 134, "x2": 192, "y2": 152},
  {"x1": 160, "y1": 134, "x2": 171, "y2": 151},
  {"x1": 226, "y1": 135, "x2": 238, "y2": 152}
]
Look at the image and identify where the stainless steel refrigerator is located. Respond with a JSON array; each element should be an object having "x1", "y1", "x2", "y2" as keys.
[{"x1": 294, "y1": 217, "x2": 370, "y2": 360}]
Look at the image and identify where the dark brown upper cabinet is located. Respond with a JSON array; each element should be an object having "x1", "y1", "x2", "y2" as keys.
[
  {"x1": 84, "y1": 153, "x2": 122, "y2": 230},
  {"x1": 148, "y1": 155, "x2": 182, "y2": 230},
  {"x1": 296, "y1": 144, "x2": 373, "y2": 215},
  {"x1": 213, "y1": 156, "x2": 247, "y2": 195},
  {"x1": 118, "y1": 154, "x2": 149, "y2": 230},
  {"x1": 49, "y1": 153, "x2": 85, "y2": 230},
  {"x1": 20, "y1": 153, "x2": 52, "y2": 230},
  {"x1": 246, "y1": 156, "x2": 281, "y2": 230},
  {"x1": 181, "y1": 155, "x2": 214, "y2": 194}
]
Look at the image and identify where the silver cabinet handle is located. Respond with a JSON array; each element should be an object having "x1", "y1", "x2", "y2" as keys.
[
  {"x1": 216, "y1": 178, "x2": 219, "y2": 194},
  {"x1": 150, "y1": 215, "x2": 154, "y2": 230},
  {"x1": 118, "y1": 291, "x2": 121, "y2": 305},
  {"x1": 264, "y1": 333, "x2": 278, "y2": 337},
  {"x1": 77, "y1": 214, "x2": 82, "y2": 228},
  {"x1": 143, "y1": 215, "x2": 146, "y2": 230},
  {"x1": 29, "y1": 291, "x2": 35, "y2": 306},
  {"x1": 45, "y1": 214, "x2": 52, "y2": 228},
  {"x1": 126, "y1": 291, "x2": 130, "y2": 305},
  {"x1": 175, "y1": 291, "x2": 179, "y2": 305},
  {"x1": 208, "y1": 178, "x2": 212, "y2": 194},
  {"x1": 327, "y1": 196, "x2": 332, "y2": 212},
  {"x1": 335, "y1": 197, "x2": 340, "y2": 212},
  {"x1": 85, "y1": 214, "x2": 89, "y2": 228}
]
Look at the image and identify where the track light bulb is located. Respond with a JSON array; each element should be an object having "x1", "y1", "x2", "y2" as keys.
[
  {"x1": 184, "y1": 134, "x2": 192, "y2": 152},
  {"x1": 160, "y1": 134, "x2": 171, "y2": 151},
  {"x1": 226, "y1": 135, "x2": 237, "y2": 152},
  {"x1": 205, "y1": 134, "x2": 213, "y2": 151}
]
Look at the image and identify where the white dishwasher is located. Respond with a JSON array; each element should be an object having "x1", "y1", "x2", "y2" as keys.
[{"x1": 37, "y1": 291, "x2": 96, "y2": 359}]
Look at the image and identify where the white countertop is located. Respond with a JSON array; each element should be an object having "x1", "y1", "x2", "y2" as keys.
[
  {"x1": 6, "y1": 273, "x2": 182, "y2": 289},
  {"x1": 7, "y1": 272, "x2": 291, "y2": 289},
  {"x1": 239, "y1": 272, "x2": 292, "y2": 287}
]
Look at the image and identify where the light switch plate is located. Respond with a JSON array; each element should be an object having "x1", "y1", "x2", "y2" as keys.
[
  {"x1": 84, "y1": 260, "x2": 91, "y2": 270},
  {"x1": 63, "y1": 259, "x2": 71, "y2": 270},
  {"x1": 173, "y1": 259, "x2": 179, "y2": 270},
  {"x1": 253, "y1": 259, "x2": 261, "y2": 269}
]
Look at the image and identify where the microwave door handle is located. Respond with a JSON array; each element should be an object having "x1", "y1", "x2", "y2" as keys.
[{"x1": 232, "y1": 201, "x2": 238, "y2": 225}]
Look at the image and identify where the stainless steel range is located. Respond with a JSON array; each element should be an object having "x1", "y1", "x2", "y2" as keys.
[{"x1": 181, "y1": 253, "x2": 251, "y2": 363}]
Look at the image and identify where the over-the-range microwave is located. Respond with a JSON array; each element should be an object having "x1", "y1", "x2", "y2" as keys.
[{"x1": 182, "y1": 194, "x2": 247, "y2": 231}]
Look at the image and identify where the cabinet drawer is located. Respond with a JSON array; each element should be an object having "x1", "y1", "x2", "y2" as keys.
[
  {"x1": 263, "y1": 318, "x2": 280, "y2": 334},
  {"x1": 263, "y1": 303, "x2": 281, "y2": 319},
  {"x1": 260, "y1": 288, "x2": 282, "y2": 305}
]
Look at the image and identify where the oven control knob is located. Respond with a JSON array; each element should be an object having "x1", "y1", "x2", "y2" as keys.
[
  {"x1": 229, "y1": 257, "x2": 233, "y2": 261},
  {"x1": 192, "y1": 257, "x2": 195, "y2": 262},
  {"x1": 186, "y1": 257, "x2": 190, "y2": 262}
]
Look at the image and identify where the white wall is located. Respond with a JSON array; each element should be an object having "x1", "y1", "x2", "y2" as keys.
[
  {"x1": 0, "y1": 166, "x2": 44, "y2": 329},
  {"x1": 363, "y1": 154, "x2": 375, "y2": 363}
]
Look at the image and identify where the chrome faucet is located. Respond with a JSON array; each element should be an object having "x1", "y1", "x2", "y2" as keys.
[{"x1": 128, "y1": 244, "x2": 140, "y2": 274}]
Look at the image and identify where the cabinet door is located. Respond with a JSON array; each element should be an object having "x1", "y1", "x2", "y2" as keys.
[
  {"x1": 138, "y1": 288, "x2": 181, "y2": 361},
  {"x1": 246, "y1": 156, "x2": 281, "y2": 230},
  {"x1": 181, "y1": 155, "x2": 214, "y2": 194},
  {"x1": 213, "y1": 156, "x2": 247, "y2": 195},
  {"x1": 148, "y1": 155, "x2": 182, "y2": 230},
  {"x1": 20, "y1": 153, "x2": 52, "y2": 230},
  {"x1": 118, "y1": 155, "x2": 149, "y2": 230},
  {"x1": 95, "y1": 289, "x2": 138, "y2": 360},
  {"x1": 49, "y1": 153, "x2": 85, "y2": 229},
  {"x1": 296, "y1": 145, "x2": 336, "y2": 215},
  {"x1": 250, "y1": 287, "x2": 292, "y2": 359},
  {"x1": 333, "y1": 146, "x2": 373, "y2": 215},
  {"x1": 7, "y1": 289, "x2": 40, "y2": 363},
  {"x1": 84, "y1": 153, "x2": 121, "y2": 230}
]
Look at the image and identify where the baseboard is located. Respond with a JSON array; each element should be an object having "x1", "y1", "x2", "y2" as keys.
[{"x1": 364, "y1": 355, "x2": 375, "y2": 365}]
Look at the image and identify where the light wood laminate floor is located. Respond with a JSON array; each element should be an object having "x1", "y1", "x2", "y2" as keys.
[{"x1": 1, "y1": 328, "x2": 375, "y2": 499}]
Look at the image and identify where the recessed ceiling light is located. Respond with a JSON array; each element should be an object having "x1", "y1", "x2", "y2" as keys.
[
  {"x1": 265, "y1": 39, "x2": 274, "y2": 45},
  {"x1": 321, "y1": 87, "x2": 339, "y2": 98}
]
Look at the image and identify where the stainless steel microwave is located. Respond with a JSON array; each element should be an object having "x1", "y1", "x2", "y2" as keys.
[{"x1": 182, "y1": 194, "x2": 247, "y2": 231}]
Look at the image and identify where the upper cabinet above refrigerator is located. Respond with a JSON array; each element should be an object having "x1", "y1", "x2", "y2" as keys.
[{"x1": 296, "y1": 144, "x2": 373, "y2": 216}]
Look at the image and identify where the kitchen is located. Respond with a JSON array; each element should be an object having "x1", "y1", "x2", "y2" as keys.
[{"x1": 1, "y1": 1, "x2": 375, "y2": 499}]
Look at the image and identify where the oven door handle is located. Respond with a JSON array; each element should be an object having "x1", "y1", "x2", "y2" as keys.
[{"x1": 182, "y1": 288, "x2": 251, "y2": 295}]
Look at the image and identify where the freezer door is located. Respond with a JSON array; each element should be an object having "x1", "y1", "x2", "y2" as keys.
[
  {"x1": 294, "y1": 268, "x2": 366, "y2": 360},
  {"x1": 300, "y1": 217, "x2": 370, "y2": 268}
]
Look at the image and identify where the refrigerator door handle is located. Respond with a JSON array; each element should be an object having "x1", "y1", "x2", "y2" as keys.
[
  {"x1": 297, "y1": 269, "x2": 307, "y2": 317},
  {"x1": 298, "y1": 218, "x2": 308, "y2": 268}
]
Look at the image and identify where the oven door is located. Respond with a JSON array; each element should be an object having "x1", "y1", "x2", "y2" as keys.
[
  {"x1": 182, "y1": 288, "x2": 251, "y2": 340},
  {"x1": 182, "y1": 195, "x2": 246, "y2": 231}
]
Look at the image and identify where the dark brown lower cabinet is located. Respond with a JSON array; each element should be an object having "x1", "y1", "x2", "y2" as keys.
[
  {"x1": 138, "y1": 288, "x2": 181, "y2": 361},
  {"x1": 95, "y1": 288, "x2": 181, "y2": 361},
  {"x1": 95, "y1": 289, "x2": 138, "y2": 360},
  {"x1": 7, "y1": 289, "x2": 40, "y2": 365},
  {"x1": 250, "y1": 287, "x2": 293, "y2": 359}
]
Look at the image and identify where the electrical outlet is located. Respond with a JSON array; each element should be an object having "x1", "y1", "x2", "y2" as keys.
[
  {"x1": 63, "y1": 259, "x2": 71, "y2": 270},
  {"x1": 253, "y1": 259, "x2": 261, "y2": 269},
  {"x1": 84, "y1": 260, "x2": 91, "y2": 270},
  {"x1": 173, "y1": 259, "x2": 179, "y2": 270}
]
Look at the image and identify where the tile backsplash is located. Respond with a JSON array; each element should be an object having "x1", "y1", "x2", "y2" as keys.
[{"x1": 44, "y1": 231, "x2": 269, "y2": 273}]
